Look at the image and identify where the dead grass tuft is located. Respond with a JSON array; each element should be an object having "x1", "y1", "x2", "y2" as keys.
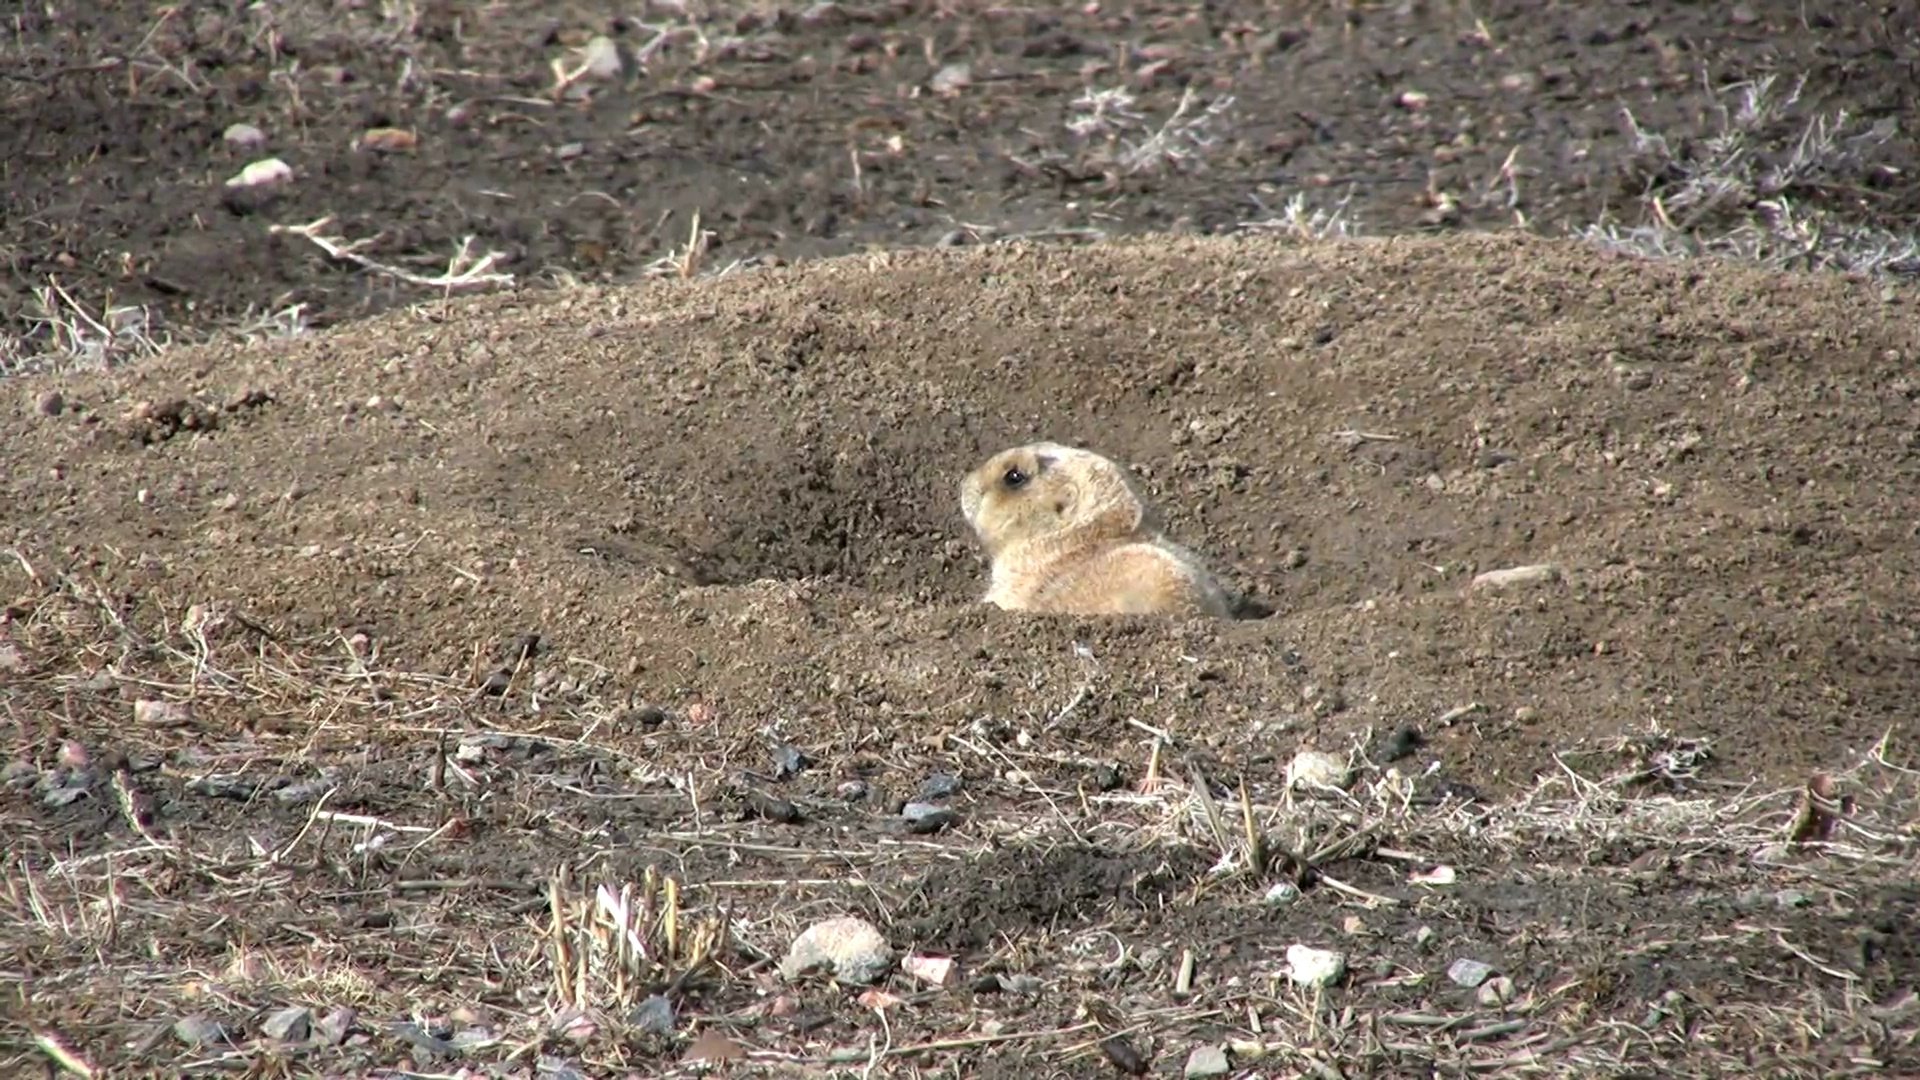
[
  {"x1": 1, "y1": 278, "x2": 169, "y2": 377},
  {"x1": 3, "y1": 551, "x2": 1915, "y2": 1076},
  {"x1": 1581, "y1": 71, "x2": 1920, "y2": 278},
  {"x1": 543, "y1": 865, "x2": 730, "y2": 1015},
  {"x1": 1, "y1": 283, "x2": 310, "y2": 378},
  {"x1": 1008, "y1": 83, "x2": 1235, "y2": 184}
]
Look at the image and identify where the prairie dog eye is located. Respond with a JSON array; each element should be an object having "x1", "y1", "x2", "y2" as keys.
[{"x1": 1002, "y1": 467, "x2": 1029, "y2": 490}]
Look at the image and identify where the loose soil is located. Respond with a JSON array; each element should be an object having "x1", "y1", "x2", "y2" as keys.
[
  {"x1": 3, "y1": 232, "x2": 1919, "y2": 1075},
  {"x1": 4, "y1": 1, "x2": 1918, "y2": 356},
  {"x1": 4, "y1": 1, "x2": 1920, "y2": 1076}
]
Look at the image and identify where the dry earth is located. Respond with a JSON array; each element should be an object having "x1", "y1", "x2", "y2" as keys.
[
  {"x1": 5, "y1": 0, "x2": 1919, "y2": 363},
  {"x1": 3, "y1": 232, "x2": 1919, "y2": 1076},
  {"x1": 6, "y1": 0, "x2": 1920, "y2": 1077}
]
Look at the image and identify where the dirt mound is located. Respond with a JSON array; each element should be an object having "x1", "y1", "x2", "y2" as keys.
[
  {"x1": 7, "y1": 231, "x2": 1920, "y2": 1076},
  {"x1": 6, "y1": 231, "x2": 1917, "y2": 793}
]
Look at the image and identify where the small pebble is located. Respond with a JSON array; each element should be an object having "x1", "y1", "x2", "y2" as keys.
[
  {"x1": 226, "y1": 157, "x2": 293, "y2": 189},
  {"x1": 1285, "y1": 944, "x2": 1345, "y2": 988},
  {"x1": 1287, "y1": 748, "x2": 1350, "y2": 791},
  {"x1": 133, "y1": 699, "x2": 191, "y2": 726},
  {"x1": 449, "y1": 1027, "x2": 498, "y2": 1052},
  {"x1": 222, "y1": 122, "x2": 267, "y2": 151},
  {"x1": 35, "y1": 390, "x2": 65, "y2": 416},
  {"x1": 359, "y1": 127, "x2": 417, "y2": 153},
  {"x1": 901, "y1": 802, "x2": 959, "y2": 833},
  {"x1": 628, "y1": 993, "x2": 674, "y2": 1036},
  {"x1": 1477, "y1": 976, "x2": 1516, "y2": 1007},
  {"x1": 317, "y1": 1008, "x2": 356, "y2": 1045},
  {"x1": 1184, "y1": 1044, "x2": 1231, "y2": 1078},
  {"x1": 261, "y1": 1005, "x2": 311, "y2": 1043},
  {"x1": 780, "y1": 916, "x2": 893, "y2": 985},
  {"x1": 173, "y1": 1015, "x2": 230, "y2": 1047},
  {"x1": 580, "y1": 35, "x2": 625, "y2": 79},
  {"x1": 1262, "y1": 881, "x2": 1301, "y2": 907},
  {"x1": 1101, "y1": 1034, "x2": 1149, "y2": 1075},
  {"x1": 770, "y1": 742, "x2": 809, "y2": 779},
  {"x1": 918, "y1": 772, "x2": 963, "y2": 798},
  {"x1": 1469, "y1": 563, "x2": 1562, "y2": 591},
  {"x1": 902, "y1": 953, "x2": 957, "y2": 987},
  {"x1": 929, "y1": 62, "x2": 972, "y2": 96},
  {"x1": 1447, "y1": 957, "x2": 1494, "y2": 988}
]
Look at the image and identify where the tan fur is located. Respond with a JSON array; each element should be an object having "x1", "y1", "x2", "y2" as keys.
[{"x1": 959, "y1": 442, "x2": 1235, "y2": 618}]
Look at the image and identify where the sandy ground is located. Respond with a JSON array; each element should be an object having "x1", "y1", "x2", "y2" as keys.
[{"x1": 4, "y1": 1, "x2": 1920, "y2": 1076}]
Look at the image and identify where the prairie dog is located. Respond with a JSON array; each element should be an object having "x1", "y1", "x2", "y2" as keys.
[{"x1": 959, "y1": 442, "x2": 1235, "y2": 618}]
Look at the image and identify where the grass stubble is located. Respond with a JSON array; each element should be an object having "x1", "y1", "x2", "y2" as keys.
[{"x1": 2, "y1": 551, "x2": 1915, "y2": 1077}]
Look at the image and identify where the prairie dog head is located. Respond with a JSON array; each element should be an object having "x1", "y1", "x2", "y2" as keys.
[{"x1": 960, "y1": 442, "x2": 1156, "y2": 558}]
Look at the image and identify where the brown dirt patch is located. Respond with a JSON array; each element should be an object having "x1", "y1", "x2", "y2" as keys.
[
  {"x1": 3, "y1": 232, "x2": 1919, "y2": 1075},
  {"x1": 5, "y1": 1, "x2": 1918, "y2": 363}
]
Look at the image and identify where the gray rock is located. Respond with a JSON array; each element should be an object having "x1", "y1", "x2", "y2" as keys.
[
  {"x1": 770, "y1": 742, "x2": 809, "y2": 779},
  {"x1": 901, "y1": 802, "x2": 959, "y2": 833},
  {"x1": 628, "y1": 993, "x2": 675, "y2": 1036},
  {"x1": 780, "y1": 916, "x2": 893, "y2": 986},
  {"x1": 317, "y1": 1007, "x2": 356, "y2": 1045},
  {"x1": 222, "y1": 122, "x2": 267, "y2": 151},
  {"x1": 449, "y1": 1027, "x2": 499, "y2": 1052},
  {"x1": 918, "y1": 772, "x2": 963, "y2": 798},
  {"x1": 1184, "y1": 1044, "x2": 1231, "y2": 1078},
  {"x1": 1000, "y1": 973, "x2": 1044, "y2": 994},
  {"x1": 1447, "y1": 958, "x2": 1495, "y2": 988},
  {"x1": 1262, "y1": 880, "x2": 1301, "y2": 906},
  {"x1": 385, "y1": 1021, "x2": 455, "y2": 1059},
  {"x1": 1477, "y1": 976, "x2": 1516, "y2": 1007},
  {"x1": 172, "y1": 1014, "x2": 229, "y2": 1047},
  {"x1": 1469, "y1": 563, "x2": 1562, "y2": 591},
  {"x1": 1286, "y1": 944, "x2": 1346, "y2": 988},
  {"x1": 41, "y1": 775, "x2": 93, "y2": 808},
  {"x1": 260, "y1": 1005, "x2": 311, "y2": 1043},
  {"x1": 536, "y1": 1057, "x2": 588, "y2": 1080}
]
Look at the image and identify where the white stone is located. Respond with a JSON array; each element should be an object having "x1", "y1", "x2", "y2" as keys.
[
  {"x1": 780, "y1": 916, "x2": 893, "y2": 985},
  {"x1": 226, "y1": 158, "x2": 293, "y2": 189},
  {"x1": 1287, "y1": 749, "x2": 1351, "y2": 791},
  {"x1": 1184, "y1": 1044, "x2": 1230, "y2": 1078},
  {"x1": 1469, "y1": 563, "x2": 1562, "y2": 591},
  {"x1": 1285, "y1": 943, "x2": 1345, "y2": 989}
]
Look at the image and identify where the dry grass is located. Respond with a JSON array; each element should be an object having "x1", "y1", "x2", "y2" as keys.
[
  {"x1": 1580, "y1": 71, "x2": 1920, "y2": 279},
  {"x1": 1005, "y1": 82, "x2": 1236, "y2": 185},
  {"x1": 0, "y1": 287, "x2": 312, "y2": 378},
  {"x1": 3, "y1": 550, "x2": 1915, "y2": 1077}
]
